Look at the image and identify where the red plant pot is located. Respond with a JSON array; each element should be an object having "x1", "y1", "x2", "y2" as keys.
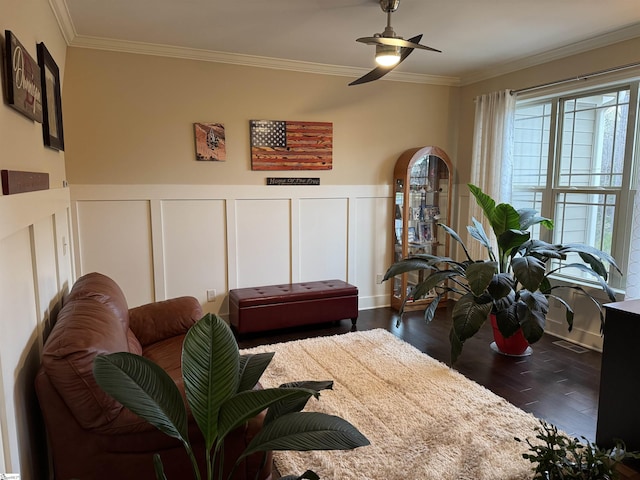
[{"x1": 490, "y1": 314, "x2": 530, "y2": 356}]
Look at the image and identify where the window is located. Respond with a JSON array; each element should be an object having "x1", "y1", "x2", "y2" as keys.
[{"x1": 512, "y1": 83, "x2": 639, "y2": 290}]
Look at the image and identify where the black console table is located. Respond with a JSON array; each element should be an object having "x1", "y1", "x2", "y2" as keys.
[{"x1": 596, "y1": 299, "x2": 640, "y2": 451}]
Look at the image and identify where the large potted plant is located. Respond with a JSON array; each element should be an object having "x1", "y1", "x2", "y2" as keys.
[
  {"x1": 384, "y1": 184, "x2": 620, "y2": 363},
  {"x1": 93, "y1": 313, "x2": 369, "y2": 480}
]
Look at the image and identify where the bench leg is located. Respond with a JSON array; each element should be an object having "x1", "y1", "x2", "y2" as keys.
[{"x1": 351, "y1": 317, "x2": 357, "y2": 326}]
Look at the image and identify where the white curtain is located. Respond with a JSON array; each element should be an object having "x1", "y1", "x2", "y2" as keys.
[{"x1": 468, "y1": 89, "x2": 516, "y2": 260}]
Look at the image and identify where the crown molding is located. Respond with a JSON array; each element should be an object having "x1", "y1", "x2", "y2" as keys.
[
  {"x1": 460, "y1": 23, "x2": 640, "y2": 86},
  {"x1": 68, "y1": 35, "x2": 460, "y2": 86},
  {"x1": 48, "y1": 0, "x2": 76, "y2": 44},
  {"x1": 50, "y1": 0, "x2": 638, "y2": 89},
  {"x1": 47, "y1": 0, "x2": 459, "y2": 86}
]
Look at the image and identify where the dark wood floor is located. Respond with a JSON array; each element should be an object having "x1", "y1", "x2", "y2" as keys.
[{"x1": 237, "y1": 304, "x2": 602, "y2": 442}]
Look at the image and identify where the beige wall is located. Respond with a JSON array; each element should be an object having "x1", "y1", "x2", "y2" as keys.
[
  {"x1": 63, "y1": 49, "x2": 463, "y2": 317},
  {"x1": 0, "y1": 0, "x2": 73, "y2": 477},
  {"x1": 1, "y1": 2, "x2": 67, "y2": 187},
  {"x1": 63, "y1": 48, "x2": 459, "y2": 186}
]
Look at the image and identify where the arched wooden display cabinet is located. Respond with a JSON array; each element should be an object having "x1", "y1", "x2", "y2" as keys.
[{"x1": 391, "y1": 146, "x2": 453, "y2": 311}]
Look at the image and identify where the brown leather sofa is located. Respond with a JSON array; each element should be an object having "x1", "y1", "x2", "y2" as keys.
[{"x1": 35, "y1": 272, "x2": 272, "y2": 480}]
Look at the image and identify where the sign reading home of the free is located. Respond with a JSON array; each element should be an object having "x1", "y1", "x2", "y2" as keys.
[
  {"x1": 266, "y1": 178, "x2": 320, "y2": 186},
  {"x1": 5, "y1": 30, "x2": 43, "y2": 123}
]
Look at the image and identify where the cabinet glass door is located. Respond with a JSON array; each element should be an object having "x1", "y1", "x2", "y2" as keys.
[{"x1": 391, "y1": 147, "x2": 452, "y2": 311}]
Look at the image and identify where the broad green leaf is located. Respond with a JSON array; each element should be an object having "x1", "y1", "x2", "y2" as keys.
[
  {"x1": 449, "y1": 326, "x2": 464, "y2": 364},
  {"x1": 153, "y1": 454, "x2": 168, "y2": 480},
  {"x1": 492, "y1": 289, "x2": 516, "y2": 312},
  {"x1": 578, "y1": 252, "x2": 609, "y2": 281},
  {"x1": 546, "y1": 293, "x2": 574, "y2": 331},
  {"x1": 523, "y1": 240, "x2": 565, "y2": 259},
  {"x1": 467, "y1": 218, "x2": 493, "y2": 250},
  {"x1": 451, "y1": 293, "x2": 492, "y2": 343},
  {"x1": 512, "y1": 256, "x2": 546, "y2": 292},
  {"x1": 411, "y1": 270, "x2": 462, "y2": 299},
  {"x1": 519, "y1": 309, "x2": 546, "y2": 344},
  {"x1": 494, "y1": 305, "x2": 520, "y2": 338},
  {"x1": 279, "y1": 471, "x2": 321, "y2": 480},
  {"x1": 218, "y1": 388, "x2": 317, "y2": 442},
  {"x1": 539, "y1": 276, "x2": 552, "y2": 294},
  {"x1": 240, "y1": 412, "x2": 370, "y2": 457},
  {"x1": 182, "y1": 313, "x2": 239, "y2": 450},
  {"x1": 465, "y1": 261, "x2": 497, "y2": 296},
  {"x1": 517, "y1": 291, "x2": 549, "y2": 344},
  {"x1": 497, "y1": 229, "x2": 530, "y2": 256},
  {"x1": 93, "y1": 353, "x2": 189, "y2": 444},
  {"x1": 423, "y1": 294, "x2": 441, "y2": 323},
  {"x1": 520, "y1": 290, "x2": 549, "y2": 315},
  {"x1": 265, "y1": 381, "x2": 333, "y2": 424},
  {"x1": 518, "y1": 208, "x2": 553, "y2": 230},
  {"x1": 548, "y1": 284, "x2": 606, "y2": 332},
  {"x1": 491, "y1": 203, "x2": 521, "y2": 237},
  {"x1": 560, "y1": 243, "x2": 621, "y2": 274},
  {"x1": 468, "y1": 184, "x2": 496, "y2": 221},
  {"x1": 439, "y1": 223, "x2": 473, "y2": 261},
  {"x1": 555, "y1": 263, "x2": 617, "y2": 302},
  {"x1": 238, "y1": 352, "x2": 274, "y2": 392},
  {"x1": 382, "y1": 258, "x2": 435, "y2": 281},
  {"x1": 487, "y1": 273, "x2": 515, "y2": 299},
  {"x1": 278, "y1": 380, "x2": 333, "y2": 391}
]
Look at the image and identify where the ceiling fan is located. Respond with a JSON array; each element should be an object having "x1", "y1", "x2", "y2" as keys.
[{"x1": 349, "y1": 0, "x2": 441, "y2": 86}]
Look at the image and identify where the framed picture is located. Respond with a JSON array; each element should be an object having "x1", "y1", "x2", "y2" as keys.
[
  {"x1": 4, "y1": 30, "x2": 42, "y2": 122},
  {"x1": 249, "y1": 119, "x2": 332, "y2": 171},
  {"x1": 37, "y1": 42, "x2": 64, "y2": 150},
  {"x1": 408, "y1": 226, "x2": 417, "y2": 243},
  {"x1": 421, "y1": 222, "x2": 434, "y2": 243},
  {"x1": 194, "y1": 123, "x2": 226, "y2": 161}
]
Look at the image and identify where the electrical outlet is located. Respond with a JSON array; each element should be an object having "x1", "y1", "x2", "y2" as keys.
[
  {"x1": 1, "y1": 474, "x2": 21, "y2": 480},
  {"x1": 376, "y1": 274, "x2": 384, "y2": 284},
  {"x1": 206, "y1": 289, "x2": 217, "y2": 302}
]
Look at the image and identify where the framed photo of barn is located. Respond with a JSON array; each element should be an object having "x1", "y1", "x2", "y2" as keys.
[
  {"x1": 249, "y1": 119, "x2": 332, "y2": 171},
  {"x1": 4, "y1": 30, "x2": 43, "y2": 123}
]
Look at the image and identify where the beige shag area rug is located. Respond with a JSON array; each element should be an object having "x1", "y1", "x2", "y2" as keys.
[{"x1": 242, "y1": 329, "x2": 541, "y2": 480}]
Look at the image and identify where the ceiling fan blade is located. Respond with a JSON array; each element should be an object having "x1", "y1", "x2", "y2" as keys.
[
  {"x1": 348, "y1": 39, "x2": 418, "y2": 86},
  {"x1": 356, "y1": 35, "x2": 441, "y2": 53}
]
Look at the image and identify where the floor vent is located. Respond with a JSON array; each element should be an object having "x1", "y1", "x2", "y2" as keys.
[{"x1": 552, "y1": 340, "x2": 589, "y2": 354}]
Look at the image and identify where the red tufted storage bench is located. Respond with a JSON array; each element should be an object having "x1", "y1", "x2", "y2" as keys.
[{"x1": 229, "y1": 280, "x2": 358, "y2": 335}]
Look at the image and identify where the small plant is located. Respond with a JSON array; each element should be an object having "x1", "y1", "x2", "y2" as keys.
[{"x1": 515, "y1": 420, "x2": 640, "y2": 479}]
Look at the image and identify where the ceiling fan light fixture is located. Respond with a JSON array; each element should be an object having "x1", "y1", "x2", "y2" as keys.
[{"x1": 375, "y1": 44, "x2": 401, "y2": 67}]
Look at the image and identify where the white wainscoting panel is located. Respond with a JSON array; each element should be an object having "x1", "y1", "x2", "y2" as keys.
[
  {"x1": 32, "y1": 216, "x2": 60, "y2": 343},
  {"x1": 0, "y1": 187, "x2": 73, "y2": 478},
  {"x1": 299, "y1": 198, "x2": 348, "y2": 282},
  {"x1": 70, "y1": 184, "x2": 393, "y2": 315},
  {"x1": 75, "y1": 200, "x2": 154, "y2": 307},
  {"x1": 0, "y1": 229, "x2": 37, "y2": 474},
  {"x1": 234, "y1": 199, "x2": 291, "y2": 288},
  {"x1": 160, "y1": 199, "x2": 227, "y2": 313},
  {"x1": 354, "y1": 196, "x2": 392, "y2": 308}
]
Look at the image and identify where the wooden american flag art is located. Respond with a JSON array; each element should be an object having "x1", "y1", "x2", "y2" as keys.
[{"x1": 250, "y1": 120, "x2": 333, "y2": 171}]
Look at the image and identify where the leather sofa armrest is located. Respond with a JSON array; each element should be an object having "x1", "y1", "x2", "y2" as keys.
[{"x1": 129, "y1": 296, "x2": 203, "y2": 346}]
